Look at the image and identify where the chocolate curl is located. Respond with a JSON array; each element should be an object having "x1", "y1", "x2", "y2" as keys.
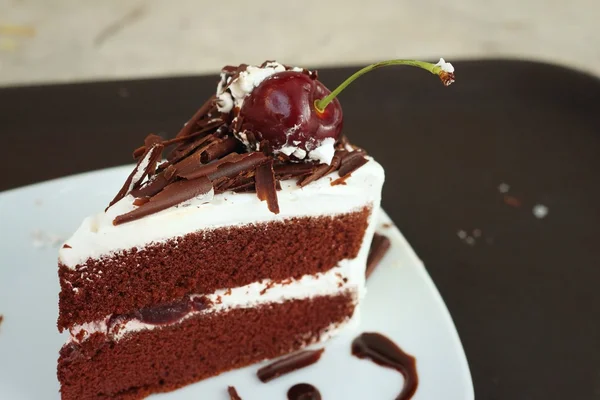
[
  {"x1": 175, "y1": 95, "x2": 216, "y2": 138},
  {"x1": 297, "y1": 151, "x2": 342, "y2": 188},
  {"x1": 144, "y1": 135, "x2": 164, "y2": 175},
  {"x1": 132, "y1": 145, "x2": 146, "y2": 160},
  {"x1": 274, "y1": 162, "x2": 316, "y2": 180},
  {"x1": 131, "y1": 165, "x2": 177, "y2": 198},
  {"x1": 172, "y1": 148, "x2": 207, "y2": 178},
  {"x1": 164, "y1": 117, "x2": 223, "y2": 145},
  {"x1": 133, "y1": 120, "x2": 223, "y2": 160},
  {"x1": 176, "y1": 153, "x2": 240, "y2": 180},
  {"x1": 209, "y1": 152, "x2": 268, "y2": 181},
  {"x1": 132, "y1": 197, "x2": 150, "y2": 206},
  {"x1": 114, "y1": 177, "x2": 213, "y2": 225},
  {"x1": 132, "y1": 134, "x2": 164, "y2": 159},
  {"x1": 215, "y1": 175, "x2": 255, "y2": 193},
  {"x1": 366, "y1": 233, "x2": 391, "y2": 279},
  {"x1": 339, "y1": 151, "x2": 368, "y2": 176},
  {"x1": 167, "y1": 134, "x2": 215, "y2": 163},
  {"x1": 106, "y1": 143, "x2": 164, "y2": 210},
  {"x1": 255, "y1": 159, "x2": 280, "y2": 214},
  {"x1": 200, "y1": 136, "x2": 240, "y2": 163},
  {"x1": 298, "y1": 164, "x2": 330, "y2": 187},
  {"x1": 331, "y1": 151, "x2": 369, "y2": 186},
  {"x1": 168, "y1": 125, "x2": 220, "y2": 146}
]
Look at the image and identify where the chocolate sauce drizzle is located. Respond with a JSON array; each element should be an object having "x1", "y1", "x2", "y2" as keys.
[
  {"x1": 257, "y1": 348, "x2": 324, "y2": 383},
  {"x1": 287, "y1": 383, "x2": 321, "y2": 400},
  {"x1": 352, "y1": 332, "x2": 418, "y2": 400},
  {"x1": 106, "y1": 63, "x2": 369, "y2": 225}
]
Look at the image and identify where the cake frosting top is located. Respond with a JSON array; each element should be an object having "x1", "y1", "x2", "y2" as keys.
[{"x1": 59, "y1": 159, "x2": 384, "y2": 268}]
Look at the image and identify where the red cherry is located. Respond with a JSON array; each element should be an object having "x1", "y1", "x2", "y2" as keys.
[{"x1": 238, "y1": 71, "x2": 343, "y2": 155}]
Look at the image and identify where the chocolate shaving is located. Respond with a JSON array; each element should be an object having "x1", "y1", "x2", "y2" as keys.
[
  {"x1": 164, "y1": 164, "x2": 177, "y2": 180},
  {"x1": 297, "y1": 150, "x2": 344, "y2": 187},
  {"x1": 164, "y1": 118, "x2": 223, "y2": 146},
  {"x1": 167, "y1": 134, "x2": 215, "y2": 164},
  {"x1": 297, "y1": 164, "x2": 330, "y2": 187},
  {"x1": 177, "y1": 152, "x2": 239, "y2": 180},
  {"x1": 195, "y1": 116, "x2": 224, "y2": 131},
  {"x1": 155, "y1": 161, "x2": 170, "y2": 173},
  {"x1": 338, "y1": 151, "x2": 368, "y2": 177},
  {"x1": 209, "y1": 152, "x2": 268, "y2": 181},
  {"x1": 62, "y1": 244, "x2": 72, "y2": 249},
  {"x1": 366, "y1": 233, "x2": 391, "y2": 279},
  {"x1": 227, "y1": 386, "x2": 242, "y2": 400},
  {"x1": 132, "y1": 134, "x2": 163, "y2": 159},
  {"x1": 331, "y1": 151, "x2": 368, "y2": 185},
  {"x1": 134, "y1": 121, "x2": 223, "y2": 160},
  {"x1": 106, "y1": 143, "x2": 164, "y2": 210},
  {"x1": 326, "y1": 150, "x2": 344, "y2": 173},
  {"x1": 131, "y1": 165, "x2": 177, "y2": 198},
  {"x1": 144, "y1": 134, "x2": 162, "y2": 147},
  {"x1": 114, "y1": 177, "x2": 213, "y2": 225},
  {"x1": 200, "y1": 136, "x2": 240, "y2": 163},
  {"x1": 255, "y1": 160, "x2": 280, "y2": 214},
  {"x1": 133, "y1": 197, "x2": 150, "y2": 206},
  {"x1": 274, "y1": 162, "x2": 316, "y2": 180},
  {"x1": 232, "y1": 182, "x2": 256, "y2": 193},
  {"x1": 172, "y1": 148, "x2": 208, "y2": 177},
  {"x1": 132, "y1": 145, "x2": 146, "y2": 160},
  {"x1": 215, "y1": 175, "x2": 255, "y2": 193},
  {"x1": 175, "y1": 95, "x2": 216, "y2": 138}
]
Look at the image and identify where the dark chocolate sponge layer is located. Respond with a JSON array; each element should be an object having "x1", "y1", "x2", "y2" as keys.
[{"x1": 58, "y1": 292, "x2": 355, "y2": 400}]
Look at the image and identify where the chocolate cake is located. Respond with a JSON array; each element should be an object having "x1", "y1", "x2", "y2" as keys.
[{"x1": 57, "y1": 59, "x2": 454, "y2": 399}]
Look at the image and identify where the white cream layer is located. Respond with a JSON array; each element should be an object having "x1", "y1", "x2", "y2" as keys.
[
  {"x1": 59, "y1": 158, "x2": 385, "y2": 269},
  {"x1": 70, "y1": 253, "x2": 369, "y2": 343}
]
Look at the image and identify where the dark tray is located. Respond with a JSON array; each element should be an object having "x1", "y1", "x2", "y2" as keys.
[{"x1": 2, "y1": 60, "x2": 599, "y2": 399}]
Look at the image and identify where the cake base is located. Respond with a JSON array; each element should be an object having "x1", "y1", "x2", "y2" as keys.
[{"x1": 58, "y1": 292, "x2": 355, "y2": 400}]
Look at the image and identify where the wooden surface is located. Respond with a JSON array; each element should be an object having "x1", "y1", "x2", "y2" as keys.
[{"x1": 1, "y1": 60, "x2": 600, "y2": 399}]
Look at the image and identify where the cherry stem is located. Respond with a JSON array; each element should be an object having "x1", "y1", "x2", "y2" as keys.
[{"x1": 314, "y1": 59, "x2": 452, "y2": 113}]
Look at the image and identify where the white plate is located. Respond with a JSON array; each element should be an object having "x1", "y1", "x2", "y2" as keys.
[{"x1": 0, "y1": 166, "x2": 473, "y2": 400}]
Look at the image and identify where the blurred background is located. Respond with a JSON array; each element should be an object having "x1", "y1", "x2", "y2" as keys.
[{"x1": 0, "y1": 0, "x2": 598, "y2": 86}]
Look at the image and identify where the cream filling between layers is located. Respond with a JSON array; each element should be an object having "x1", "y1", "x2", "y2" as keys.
[
  {"x1": 60, "y1": 158, "x2": 385, "y2": 269},
  {"x1": 70, "y1": 258, "x2": 365, "y2": 344}
]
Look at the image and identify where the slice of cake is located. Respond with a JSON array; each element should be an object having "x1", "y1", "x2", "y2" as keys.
[{"x1": 57, "y1": 59, "x2": 453, "y2": 399}]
